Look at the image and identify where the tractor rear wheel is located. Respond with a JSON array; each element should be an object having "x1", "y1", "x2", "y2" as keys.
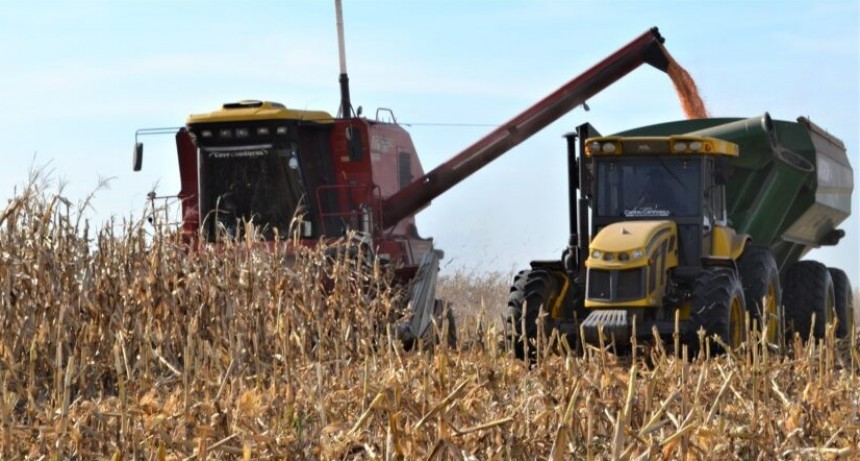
[
  {"x1": 507, "y1": 269, "x2": 558, "y2": 360},
  {"x1": 828, "y1": 267, "x2": 854, "y2": 338},
  {"x1": 687, "y1": 267, "x2": 746, "y2": 357},
  {"x1": 784, "y1": 261, "x2": 835, "y2": 341},
  {"x1": 737, "y1": 244, "x2": 783, "y2": 346}
]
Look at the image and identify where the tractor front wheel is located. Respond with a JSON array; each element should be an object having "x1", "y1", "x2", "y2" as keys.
[
  {"x1": 687, "y1": 267, "x2": 746, "y2": 357},
  {"x1": 507, "y1": 269, "x2": 559, "y2": 360}
]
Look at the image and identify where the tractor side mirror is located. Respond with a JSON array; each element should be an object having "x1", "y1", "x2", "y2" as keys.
[
  {"x1": 714, "y1": 168, "x2": 727, "y2": 186},
  {"x1": 714, "y1": 158, "x2": 731, "y2": 185},
  {"x1": 133, "y1": 142, "x2": 144, "y2": 171}
]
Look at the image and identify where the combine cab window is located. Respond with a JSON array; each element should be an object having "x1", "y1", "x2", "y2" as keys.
[
  {"x1": 595, "y1": 158, "x2": 701, "y2": 219},
  {"x1": 199, "y1": 146, "x2": 305, "y2": 241}
]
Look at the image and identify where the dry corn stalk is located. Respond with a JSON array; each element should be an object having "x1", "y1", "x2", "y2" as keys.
[{"x1": 0, "y1": 175, "x2": 858, "y2": 459}]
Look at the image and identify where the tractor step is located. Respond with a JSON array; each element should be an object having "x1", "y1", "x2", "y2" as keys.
[{"x1": 582, "y1": 310, "x2": 631, "y2": 345}]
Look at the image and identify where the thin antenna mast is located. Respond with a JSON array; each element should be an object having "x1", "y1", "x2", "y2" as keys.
[{"x1": 334, "y1": 0, "x2": 352, "y2": 118}]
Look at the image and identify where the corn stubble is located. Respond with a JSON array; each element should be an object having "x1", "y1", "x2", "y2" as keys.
[{"x1": 1, "y1": 181, "x2": 859, "y2": 460}]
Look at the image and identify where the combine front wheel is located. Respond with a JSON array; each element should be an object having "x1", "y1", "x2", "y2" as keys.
[
  {"x1": 687, "y1": 267, "x2": 746, "y2": 357},
  {"x1": 431, "y1": 299, "x2": 458, "y2": 348}
]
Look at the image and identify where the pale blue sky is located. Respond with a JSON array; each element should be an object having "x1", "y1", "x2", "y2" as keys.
[{"x1": 1, "y1": 0, "x2": 858, "y2": 286}]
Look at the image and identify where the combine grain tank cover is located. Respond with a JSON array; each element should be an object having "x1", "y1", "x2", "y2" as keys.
[{"x1": 187, "y1": 100, "x2": 334, "y2": 124}]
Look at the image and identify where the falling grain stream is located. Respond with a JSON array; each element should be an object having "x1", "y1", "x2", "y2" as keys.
[{"x1": 663, "y1": 44, "x2": 710, "y2": 119}]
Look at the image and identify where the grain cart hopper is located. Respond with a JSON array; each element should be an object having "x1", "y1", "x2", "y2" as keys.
[
  {"x1": 508, "y1": 114, "x2": 853, "y2": 357},
  {"x1": 132, "y1": 12, "x2": 675, "y2": 346}
]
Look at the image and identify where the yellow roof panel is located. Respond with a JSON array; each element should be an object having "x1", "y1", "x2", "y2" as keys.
[
  {"x1": 187, "y1": 100, "x2": 334, "y2": 125},
  {"x1": 585, "y1": 135, "x2": 738, "y2": 157}
]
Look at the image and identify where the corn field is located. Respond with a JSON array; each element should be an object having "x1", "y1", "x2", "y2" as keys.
[{"x1": 1, "y1": 180, "x2": 859, "y2": 460}]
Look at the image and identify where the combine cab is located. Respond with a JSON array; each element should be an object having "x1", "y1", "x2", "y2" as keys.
[
  {"x1": 176, "y1": 102, "x2": 429, "y2": 256},
  {"x1": 508, "y1": 114, "x2": 854, "y2": 357}
]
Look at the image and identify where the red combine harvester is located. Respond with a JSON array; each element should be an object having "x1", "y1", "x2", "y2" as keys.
[{"x1": 133, "y1": 2, "x2": 672, "y2": 346}]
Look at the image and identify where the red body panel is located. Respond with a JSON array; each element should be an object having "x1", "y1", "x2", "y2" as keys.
[
  {"x1": 176, "y1": 129, "x2": 199, "y2": 241},
  {"x1": 175, "y1": 117, "x2": 433, "y2": 267}
]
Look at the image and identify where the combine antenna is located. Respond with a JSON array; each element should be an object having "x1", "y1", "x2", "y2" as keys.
[{"x1": 335, "y1": 0, "x2": 352, "y2": 118}]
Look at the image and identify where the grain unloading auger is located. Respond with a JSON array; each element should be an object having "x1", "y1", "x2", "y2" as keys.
[
  {"x1": 507, "y1": 113, "x2": 853, "y2": 359},
  {"x1": 132, "y1": 22, "x2": 673, "y2": 347}
]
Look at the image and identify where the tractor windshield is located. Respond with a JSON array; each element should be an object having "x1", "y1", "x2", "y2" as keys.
[
  {"x1": 198, "y1": 145, "x2": 305, "y2": 241},
  {"x1": 595, "y1": 158, "x2": 701, "y2": 218}
]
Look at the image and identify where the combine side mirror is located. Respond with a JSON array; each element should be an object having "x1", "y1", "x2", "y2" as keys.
[
  {"x1": 133, "y1": 142, "x2": 144, "y2": 171},
  {"x1": 133, "y1": 126, "x2": 183, "y2": 171}
]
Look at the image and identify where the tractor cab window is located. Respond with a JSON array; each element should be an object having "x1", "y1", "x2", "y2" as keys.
[
  {"x1": 595, "y1": 158, "x2": 701, "y2": 219},
  {"x1": 198, "y1": 145, "x2": 305, "y2": 241}
]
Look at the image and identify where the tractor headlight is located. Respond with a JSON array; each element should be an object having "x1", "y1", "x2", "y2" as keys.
[
  {"x1": 689, "y1": 141, "x2": 702, "y2": 151},
  {"x1": 601, "y1": 143, "x2": 617, "y2": 154},
  {"x1": 257, "y1": 127, "x2": 270, "y2": 136},
  {"x1": 632, "y1": 249, "x2": 645, "y2": 259},
  {"x1": 672, "y1": 142, "x2": 687, "y2": 153},
  {"x1": 236, "y1": 128, "x2": 249, "y2": 138},
  {"x1": 201, "y1": 130, "x2": 213, "y2": 138},
  {"x1": 591, "y1": 249, "x2": 602, "y2": 259}
]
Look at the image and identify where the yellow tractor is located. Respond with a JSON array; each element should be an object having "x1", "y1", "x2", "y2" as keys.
[{"x1": 508, "y1": 115, "x2": 853, "y2": 358}]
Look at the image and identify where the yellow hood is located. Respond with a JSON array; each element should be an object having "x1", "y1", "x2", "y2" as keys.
[{"x1": 586, "y1": 220, "x2": 676, "y2": 269}]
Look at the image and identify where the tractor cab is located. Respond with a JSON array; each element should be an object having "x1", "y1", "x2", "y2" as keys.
[
  {"x1": 586, "y1": 136, "x2": 739, "y2": 268},
  {"x1": 582, "y1": 136, "x2": 741, "y2": 309}
]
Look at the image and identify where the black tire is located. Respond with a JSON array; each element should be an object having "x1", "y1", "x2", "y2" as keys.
[
  {"x1": 427, "y1": 299, "x2": 457, "y2": 348},
  {"x1": 687, "y1": 267, "x2": 746, "y2": 357},
  {"x1": 443, "y1": 302, "x2": 458, "y2": 348},
  {"x1": 783, "y1": 261, "x2": 835, "y2": 341},
  {"x1": 506, "y1": 270, "x2": 529, "y2": 323},
  {"x1": 737, "y1": 244, "x2": 783, "y2": 346},
  {"x1": 505, "y1": 269, "x2": 530, "y2": 358},
  {"x1": 828, "y1": 267, "x2": 854, "y2": 338},
  {"x1": 507, "y1": 269, "x2": 558, "y2": 360}
]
